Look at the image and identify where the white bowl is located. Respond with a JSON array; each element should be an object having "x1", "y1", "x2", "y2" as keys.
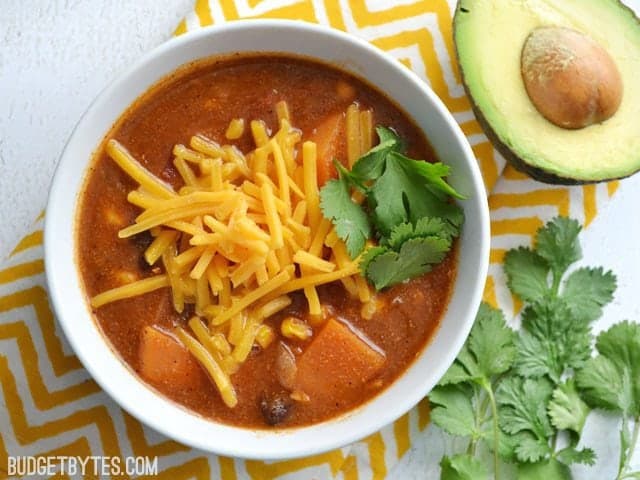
[{"x1": 45, "y1": 19, "x2": 490, "y2": 459}]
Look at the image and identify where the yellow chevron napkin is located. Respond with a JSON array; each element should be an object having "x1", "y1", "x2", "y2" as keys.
[{"x1": 0, "y1": 1, "x2": 621, "y2": 479}]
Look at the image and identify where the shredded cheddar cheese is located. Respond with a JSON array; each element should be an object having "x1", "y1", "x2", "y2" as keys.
[{"x1": 92, "y1": 103, "x2": 373, "y2": 407}]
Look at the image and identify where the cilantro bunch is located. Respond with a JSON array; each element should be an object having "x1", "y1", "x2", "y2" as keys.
[
  {"x1": 431, "y1": 217, "x2": 640, "y2": 480},
  {"x1": 319, "y1": 126, "x2": 464, "y2": 290}
]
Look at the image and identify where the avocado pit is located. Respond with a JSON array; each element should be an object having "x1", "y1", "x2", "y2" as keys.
[{"x1": 521, "y1": 26, "x2": 623, "y2": 129}]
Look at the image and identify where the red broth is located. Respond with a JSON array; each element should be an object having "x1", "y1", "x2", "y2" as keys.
[{"x1": 76, "y1": 55, "x2": 457, "y2": 428}]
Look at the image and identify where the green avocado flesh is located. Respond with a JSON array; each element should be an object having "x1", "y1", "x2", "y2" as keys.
[{"x1": 454, "y1": 0, "x2": 640, "y2": 184}]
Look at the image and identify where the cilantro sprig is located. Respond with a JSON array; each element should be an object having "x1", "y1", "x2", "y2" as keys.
[
  {"x1": 431, "y1": 216, "x2": 639, "y2": 480},
  {"x1": 319, "y1": 126, "x2": 464, "y2": 290},
  {"x1": 576, "y1": 321, "x2": 640, "y2": 480},
  {"x1": 433, "y1": 304, "x2": 515, "y2": 479}
]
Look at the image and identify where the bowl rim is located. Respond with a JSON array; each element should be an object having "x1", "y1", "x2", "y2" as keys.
[{"x1": 44, "y1": 18, "x2": 490, "y2": 459}]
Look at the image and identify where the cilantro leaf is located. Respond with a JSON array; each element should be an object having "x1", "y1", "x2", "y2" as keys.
[
  {"x1": 362, "y1": 217, "x2": 459, "y2": 291},
  {"x1": 481, "y1": 424, "x2": 519, "y2": 462},
  {"x1": 548, "y1": 380, "x2": 590, "y2": 434},
  {"x1": 418, "y1": 215, "x2": 462, "y2": 241},
  {"x1": 359, "y1": 245, "x2": 387, "y2": 275},
  {"x1": 319, "y1": 175, "x2": 371, "y2": 258},
  {"x1": 377, "y1": 125, "x2": 401, "y2": 145},
  {"x1": 369, "y1": 151, "x2": 463, "y2": 236},
  {"x1": 360, "y1": 217, "x2": 458, "y2": 290},
  {"x1": 576, "y1": 321, "x2": 640, "y2": 416},
  {"x1": 440, "y1": 454, "x2": 489, "y2": 480},
  {"x1": 517, "y1": 458, "x2": 571, "y2": 480},
  {"x1": 562, "y1": 267, "x2": 616, "y2": 323},
  {"x1": 503, "y1": 247, "x2": 550, "y2": 303},
  {"x1": 497, "y1": 376, "x2": 554, "y2": 438},
  {"x1": 388, "y1": 217, "x2": 458, "y2": 249},
  {"x1": 514, "y1": 330, "x2": 556, "y2": 379},
  {"x1": 520, "y1": 298, "x2": 567, "y2": 338},
  {"x1": 439, "y1": 362, "x2": 475, "y2": 386},
  {"x1": 390, "y1": 152, "x2": 465, "y2": 200},
  {"x1": 535, "y1": 217, "x2": 582, "y2": 278},
  {"x1": 350, "y1": 126, "x2": 402, "y2": 182},
  {"x1": 594, "y1": 321, "x2": 640, "y2": 415},
  {"x1": 468, "y1": 304, "x2": 516, "y2": 378},
  {"x1": 363, "y1": 236, "x2": 450, "y2": 290},
  {"x1": 516, "y1": 300, "x2": 592, "y2": 382},
  {"x1": 385, "y1": 221, "x2": 415, "y2": 248},
  {"x1": 576, "y1": 355, "x2": 632, "y2": 413},
  {"x1": 430, "y1": 385, "x2": 478, "y2": 437},
  {"x1": 556, "y1": 445, "x2": 596, "y2": 466},
  {"x1": 439, "y1": 303, "x2": 516, "y2": 385},
  {"x1": 333, "y1": 159, "x2": 357, "y2": 184},
  {"x1": 513, "y1": 432, "x2": 554, "y2": 463},
  {"x1": 368, "y1": 153, "x2": 410, "y2": 233},
  {"x1": 455, "y1": 346, "x2": 484, "y2": 383},
  {"x1": 496, "y1": 376, "x2": 554, "y2": 462}
]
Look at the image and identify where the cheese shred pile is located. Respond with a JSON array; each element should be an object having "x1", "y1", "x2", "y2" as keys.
[{"x1": 90, "y1": 101, "x2": 374, "y2": 407}]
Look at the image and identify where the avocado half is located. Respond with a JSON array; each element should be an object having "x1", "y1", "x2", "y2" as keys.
[{"x1": 454, "y1": 0, "x2": 640, "y2": 184}]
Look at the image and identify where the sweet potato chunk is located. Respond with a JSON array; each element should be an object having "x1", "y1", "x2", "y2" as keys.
[
  {"x1": 138, "y1": 326, "x2": 205, "y2": 389},
  {"x1": 294, "y1": 318, "x2": 385, "y2": 403},
  {"x1": 309, "y1": 112, "x2": 346, "y2": 186}
]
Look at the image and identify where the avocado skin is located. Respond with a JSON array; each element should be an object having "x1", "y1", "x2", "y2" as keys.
[{"x1": 453, "y1": 0, "x2": 640, "y2": 186}]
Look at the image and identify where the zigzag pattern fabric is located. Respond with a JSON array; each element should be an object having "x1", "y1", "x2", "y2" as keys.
[{"x1": 0, "y1": 1, "x2": 619, "y2": 478}]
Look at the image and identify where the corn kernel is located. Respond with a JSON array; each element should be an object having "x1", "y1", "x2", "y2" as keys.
[
  {"x1": 225, "y1": 118, "x2": 245, "y2": 140},
  {"x1": 117, "y1": 270, "x2": 137, "y2": 284},
  {"x1": 281, "y1": 316, "x2": 312, "y2": 341},
  {"x1": 255, "y1": 324, "x2": 275, "y2": 349},
  {"x1": 361, "y1": 300, "x2": 377, "y2": 320},
  {"x1": 290, "y1": 390, "x2": 310, "y2": 402}
]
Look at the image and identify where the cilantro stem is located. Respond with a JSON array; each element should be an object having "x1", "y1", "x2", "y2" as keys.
[
  {"x1": 550, "y1": 432, "x2": 558, "y2": 456},
  {"x1": 551, "y1": 270, "x2": 563, "y2": 297},
  {"x1": 619, "y1": 416, "x2": 640, "y2": 480},
  {"x1": 481, "y1": 380, "x2": 500, "y2": 480},
  {"x1": 466, "y1": 439, "x2": 474, "y2": 456},
  {"x1": 469, "y1": 387, "x2": 482, "y2": 456}
]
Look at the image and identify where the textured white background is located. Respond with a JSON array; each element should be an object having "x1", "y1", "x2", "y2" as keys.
[{"x1": 1, "y1": 1, "x2": 639, "y2": 478}]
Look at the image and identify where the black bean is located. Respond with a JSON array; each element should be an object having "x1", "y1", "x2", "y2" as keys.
[
  {"x1": 180, "y1": 304, "x2": 196, "y2": 322},
  {"x1": 131, "y1": 230, "x2": 153, "y2": 251},
  {"x1": 260, "y1": 391, "x2": 293, "y2": 426},
  {"x1": 131, "y1": 232, "x2": 154, "y2": 272}
]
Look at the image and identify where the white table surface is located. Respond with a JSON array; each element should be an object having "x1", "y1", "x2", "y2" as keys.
[{"x1": 2, "y1": 1, "x2": 639, "y2": 478}]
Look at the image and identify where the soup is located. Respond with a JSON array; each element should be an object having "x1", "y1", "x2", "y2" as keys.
[{"x1": 77, "y1": 55, "x2": 460, "y2": 428}]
